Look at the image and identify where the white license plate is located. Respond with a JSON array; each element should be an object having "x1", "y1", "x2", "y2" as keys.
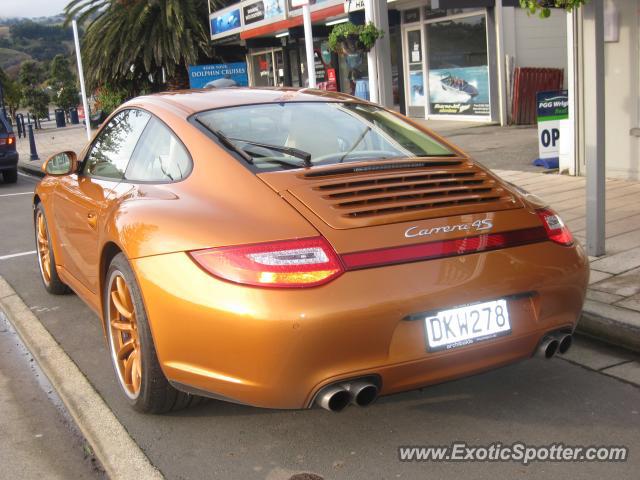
[{"x1": 424, "y1": 299, "x2": 511, "y2": 352}]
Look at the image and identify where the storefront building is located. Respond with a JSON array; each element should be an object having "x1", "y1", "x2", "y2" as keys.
[{"x1": 204, "y1": 0, "x2": 568, "y2": 124}]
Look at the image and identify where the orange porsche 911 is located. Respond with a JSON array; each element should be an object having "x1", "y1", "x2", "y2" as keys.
[{"x1": 33, "y1": 88, "x2": 588, "y2": 413}]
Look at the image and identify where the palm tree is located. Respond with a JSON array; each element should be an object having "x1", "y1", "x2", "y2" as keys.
[{"x1": 64, "y1": 0, "x2": 219, "y2": 93}]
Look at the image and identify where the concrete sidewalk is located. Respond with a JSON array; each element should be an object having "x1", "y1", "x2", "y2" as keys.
[{"x1": 13, "y1": 122, "x2": 640, "y2": 353}]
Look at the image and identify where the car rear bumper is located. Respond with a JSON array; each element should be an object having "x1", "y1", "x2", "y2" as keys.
[
  {"x1": 131, "y1": 241, "x2": 589, "y2": 409},
  {"x1": 0, "y1": 150, "x2": 19, "y2": 170}
]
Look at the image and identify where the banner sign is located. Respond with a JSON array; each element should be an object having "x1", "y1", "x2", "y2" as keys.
[
  {"x1": 210, "y1": 8, "x2": 242, "y2": 38},
  {"x1": 188, "y1": 63, "x2": 249, "y2": 89},
  {"x1": 344, "y1": 0, "x2": 364, "y2": 12},
  {"x1": 535, "y1": 90, "x2": 569, "y2": 166},
  {"x1": 243, "y1": 0, "x2": 285, "y2": 25}
]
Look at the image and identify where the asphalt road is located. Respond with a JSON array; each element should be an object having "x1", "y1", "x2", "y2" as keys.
[{"x1": 1, "y1": 173, "x2": 639, "y2": 480}]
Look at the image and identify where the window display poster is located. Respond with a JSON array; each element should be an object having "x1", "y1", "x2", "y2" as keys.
[
  {"x1": 188, "y1": 63, "x2": 249, "y2": 89},
  {"x1": 409, "y1": 71, "x2": 425, "y2": 106},
  {"x1": 428, "y1": 66, "x2": 490, "y2": 116}
]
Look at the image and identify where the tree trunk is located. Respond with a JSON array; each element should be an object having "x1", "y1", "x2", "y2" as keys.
[{"x1": 165, "y1": 65, "x2": 190, "y2": 91}]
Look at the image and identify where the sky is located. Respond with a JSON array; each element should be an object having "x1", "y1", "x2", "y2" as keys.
[{"x1": 2, "y1": 0, "x2": 70, "y2": 19}]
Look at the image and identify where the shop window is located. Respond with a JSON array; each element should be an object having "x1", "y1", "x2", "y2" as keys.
[{"x1": 426, "y1": 14, "x2": 490, "y2": 117}]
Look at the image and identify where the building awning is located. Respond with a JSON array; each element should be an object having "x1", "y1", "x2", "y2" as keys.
[
  {"x1": 241, "y1": 3, "x2": 345, "y2": 40},
  {"x1": 436, "y1": 0, "x2": 522, "y2": 7}
]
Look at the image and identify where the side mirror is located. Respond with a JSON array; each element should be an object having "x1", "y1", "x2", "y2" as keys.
[{"x1": 42, "y1": 151, "x2": 78, "y2": 176}]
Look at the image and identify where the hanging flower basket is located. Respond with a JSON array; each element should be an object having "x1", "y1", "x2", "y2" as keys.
[{"x1": 328, "y1": 22, "x2": 384, "y2": 55}]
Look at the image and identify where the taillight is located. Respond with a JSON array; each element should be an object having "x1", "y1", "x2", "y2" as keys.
[
  {"x1": 7, "y1": 134, "x2": 15, "y2": 145},
  {"x1": 536, "y1": 208, "x2": 573, "y2": 246},
  {"x1": 189, "y1": 237, "x2": 344, "y2": 288}
]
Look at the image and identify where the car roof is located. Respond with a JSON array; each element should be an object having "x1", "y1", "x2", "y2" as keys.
[{"x1": 128, "y1": 87, "x2": 362, "y2": 117}]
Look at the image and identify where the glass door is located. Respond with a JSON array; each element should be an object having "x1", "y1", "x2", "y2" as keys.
[
  {"x1": 250, "y1": 52, "x2": 275, "y2": 86},
  {"x1": 274, "y1": 50, "x2": 285, "y2": 86},
  {"x1": 405, "y1": 28, "x2": 425, "y2": 117}
]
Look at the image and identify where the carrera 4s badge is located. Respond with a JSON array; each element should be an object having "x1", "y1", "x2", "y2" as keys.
[{"x1": 405, "y1": 219, "x2": 494, "y2": 238}]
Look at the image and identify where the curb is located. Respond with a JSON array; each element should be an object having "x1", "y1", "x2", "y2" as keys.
[
  {"x1": 0, "y1": 276, "x2": 164, "y2": 480},
  {"x1": 18, "y1": 164, "x2": 45, "y2": 179},
  {"x1": 577, "y1": 300, "x2": 640, "y2": 353}
]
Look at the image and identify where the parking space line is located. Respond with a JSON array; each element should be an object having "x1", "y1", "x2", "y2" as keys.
[
  {"x1": 0, "y1": 251, "x2": 36, "y2": 261},
  {"x1": 18, "y1": 172, "x2": 40, "y2": 182},
  {"x1": 0, "y1": 192, "x2": 33, "y2": 198}
]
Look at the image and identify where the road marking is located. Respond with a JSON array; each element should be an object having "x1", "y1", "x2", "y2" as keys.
[
  {"x1": 0, "y1": 251, "x2": 36, "y2": 261},
  {"x1": 0, "y1": 191, "x2": 33, "y2": 198},
  {"x1": 18, "y1": 172, "x2": 40, "y2": 182}
]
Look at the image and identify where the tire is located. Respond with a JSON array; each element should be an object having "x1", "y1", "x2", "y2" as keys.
[
  {"x1": 34, "y1": 203, "x2": 70, "y2": 295},
  {"x1": 3, "y1": 168, "x2": 18, "y2": 184},
  {"x1": 104, "y1": 253, "x2": 201, "y2": 413}
]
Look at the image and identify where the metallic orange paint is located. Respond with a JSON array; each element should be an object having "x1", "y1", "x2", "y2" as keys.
[{"x1": 34, "y1": 88, "x2": 589, "y2": 410}]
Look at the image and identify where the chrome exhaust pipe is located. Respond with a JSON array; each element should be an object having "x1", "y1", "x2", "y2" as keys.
[
  {"x1": 553, "y1": 333, "x2": 573, "y2": 354},
  {"x1": 346, "y1": 382, "x2": 379, "y2": 407},
  {"x1": 315, "y1": 385, "x2": 351, "y2": 412},
  {"x1": 538, "y1": 336, "x2": 559, "y2": 359}
]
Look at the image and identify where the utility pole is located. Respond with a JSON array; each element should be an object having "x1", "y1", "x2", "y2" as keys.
[
  {"x1": 72, "y1": 19, "x2": 92, "y2": 141},
  {"x1": 582, "y1": 0, "x2": 606, "y2": 257}
]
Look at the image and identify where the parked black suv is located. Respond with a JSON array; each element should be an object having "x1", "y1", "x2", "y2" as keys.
[{"x1": 0, "y1": 114, "x2": 18, "y2": 183}]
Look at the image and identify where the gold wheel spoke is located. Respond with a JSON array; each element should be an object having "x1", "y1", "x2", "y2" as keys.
[
  {"x1": 116, "y1": 276, "x2": 133, "y2": 313},
  {"x1": 117, "y1": 339, "x2": 135, "y2": 360},
  {"x1": 111, "y1": 318, "x2": 133, "y2": 332},
  {"x1": 43, "y1": 256, "x2": 51, "y2": 278},
  {"x1": 132, "y1": 353, "x2": 142, "y2": 392},
  {"x1": 124, "y1": 349, "x2": 136, "y2": 386},
  {"x1": 111, "y1": 290, "x2": 132, "y2": 319}
]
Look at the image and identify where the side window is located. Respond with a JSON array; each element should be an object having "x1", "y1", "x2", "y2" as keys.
[
  {"x1": 125, "y1": 118, "x2": 191, "y2": 183},
  {"x1": 83, "y1": 109, "x2": 151, "y2": 179}
]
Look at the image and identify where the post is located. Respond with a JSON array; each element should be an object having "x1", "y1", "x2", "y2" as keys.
[
  {"x1": 72, "y1": 19, "x2": 92, "y2": 141},
  {"x1": 494, "y1": 0, "x2": 508, "y2": 126},
  {"x1": 302, "y1": 3, "x2": 316, "y2": 88},
  {"x1": 582, "y1": 0, "x2": 605, "y2": 257},
  {"x1": 28, "y1": 124, "x2": 39, "y2": 161},
  {"x1": 363, "y1": 0, "x2": 379, "y2": 103}
]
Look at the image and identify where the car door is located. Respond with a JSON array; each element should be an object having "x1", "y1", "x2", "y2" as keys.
[{"x1": 53, "y1": 109, "x2": 151, "y2": 294}]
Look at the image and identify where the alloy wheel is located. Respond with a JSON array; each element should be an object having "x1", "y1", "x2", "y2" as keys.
[
  {"x1": 107, "y1": 271, "x2": 142, "y2": 399},
  {"x1": 36, "y1": 211, "x2": 51, "y2": 285}
]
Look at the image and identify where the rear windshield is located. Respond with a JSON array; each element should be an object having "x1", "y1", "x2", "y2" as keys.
[{"x1": 195, "y1": 102, "x2": 454, "y2": 171}]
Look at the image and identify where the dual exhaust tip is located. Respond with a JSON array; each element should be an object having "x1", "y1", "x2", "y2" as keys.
[
  {"x1": 538, "y1": 332, "x2": 573, "y2": 359},
  {"x1": 317, "y1": 333, "x2": 573, "y2": 410},
  {"x1": 316, "y1": 381, "x2": 378, "y2": 412}
]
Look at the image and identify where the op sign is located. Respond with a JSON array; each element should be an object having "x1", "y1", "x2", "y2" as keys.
[{"x1": 535, "y1": 90, "x2": 569, "y2": 168}]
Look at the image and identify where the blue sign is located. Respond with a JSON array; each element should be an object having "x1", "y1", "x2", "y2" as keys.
[
  {"x1": 210, "y1": 9, "x2": 241, "y2": 36},
  {"x1": 536, "y1": 90, "x2": 568, "y2": 121},
  {"x1": 188, "y1": 63, "x2": 249, "y2": 89}
]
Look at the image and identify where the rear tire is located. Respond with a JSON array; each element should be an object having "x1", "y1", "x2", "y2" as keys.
[
  {"x1": 3, "y1": 168, "x2": 18, "y2": 184},
  {"x1": 34, "y1": 204, "x2": 70, "y2": 295},
  {"x1": 104, "y1": 253, "x2": 200, "y2": 413}
]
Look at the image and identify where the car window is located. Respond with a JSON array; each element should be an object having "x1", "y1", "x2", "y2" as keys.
[
  {"x1": 83, "y1": 109, "x2": 151, "y2": 179},
  {"x1": 195, "y1": 102, "x2": 454, "y2": 171},
  {"x1": 125, "y1": 117, "x2": 191, "y2": 183}
]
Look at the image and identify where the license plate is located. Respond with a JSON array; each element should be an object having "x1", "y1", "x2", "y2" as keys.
[{"x1": 424, "y1": 299, "x2": 511, "y2": 352}]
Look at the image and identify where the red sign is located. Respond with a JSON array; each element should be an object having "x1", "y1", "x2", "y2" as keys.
[{"x1": 326, "y1": 68, "x2": 336, "y2": 83}]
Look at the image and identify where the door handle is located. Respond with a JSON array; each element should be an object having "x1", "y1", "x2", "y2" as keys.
[{"x1": 87, "y1": 212, "x2": 98, "y2": 229}]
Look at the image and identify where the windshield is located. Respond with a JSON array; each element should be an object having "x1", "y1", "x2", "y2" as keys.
[{"x1": 195, "y1": 102, "x2": 454, "y2": 171}]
